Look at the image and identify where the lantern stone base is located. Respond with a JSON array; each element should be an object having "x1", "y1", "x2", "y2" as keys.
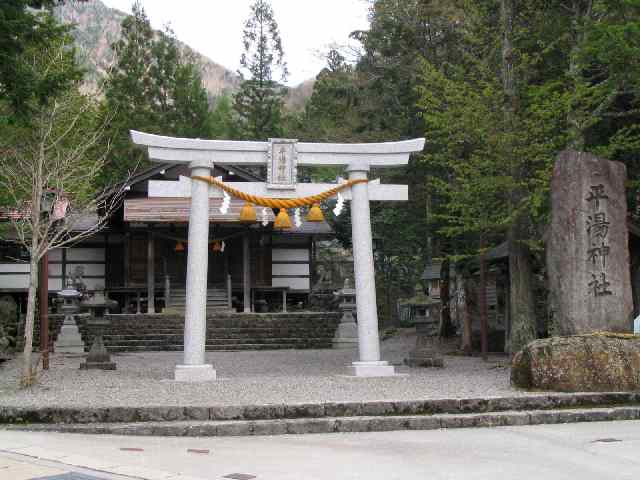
[
  {"x1": 80, "y1": 333, "x2": 116, "y2": 370},
  {"x1": 404, "y1": 312, "x2": 444, "y2": 368},
  {"x1": 174, "y1": 364, "x2": 217, "y2": 382},
  {"x1": 405, "y1": 353, "x2": 444, "y2": 368},
  {"x1": 332, "y1": 321, "x2": 358, "y2": 349},
  {"x1": 80, "y1": 361, "x2": 116, "y2": 370},
  {"x1": 347, "y1": 361, "x2": 396, "y2": 377},
  {"x1": 54, "y1": 318, "x2": 85, "y2": 354}
]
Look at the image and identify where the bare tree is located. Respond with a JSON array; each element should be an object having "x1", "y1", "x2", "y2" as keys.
[{"x1": 0, "y1": 45, "x2": 127, "y2": 386}]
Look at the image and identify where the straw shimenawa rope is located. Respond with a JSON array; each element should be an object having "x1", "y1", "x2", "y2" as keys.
[{"x1": 192, "y1": 175, "x2": 368, "y2": 209}]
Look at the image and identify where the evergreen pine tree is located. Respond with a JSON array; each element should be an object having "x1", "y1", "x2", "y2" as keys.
[
  {"x1": 103, "y1": 1, "x2": 212, "y2": 184},
  {"x1": 233, "y1": 0, "x2": 288, "y2": 140}
]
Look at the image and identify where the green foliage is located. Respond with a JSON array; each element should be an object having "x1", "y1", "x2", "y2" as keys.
[
  {"x1": 233, "y1": 0, "x2": 288, "y2": 140},
  {"x1": 300, "y1": 50, "x2": 363, "y2": 142},
  {"x1": 414, "y1": 0, "x2": 640, "y2": 255},
  {"x1": 210, "y1": 95, "x2": 241, "y2": 139},
  {"x1": 0, "y1": 1, "x2": 83, "y2": 118},
  {"x1": 102, "y1": 1, "x2": 213, "y2": 184}
]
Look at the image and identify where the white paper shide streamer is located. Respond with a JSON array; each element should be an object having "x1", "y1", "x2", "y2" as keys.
[
  {"x1": 261, "y1": 207, "x2": 269, "y2": 226},
  {"x1": 219, "y1": 190, "x2": 231, "y2": 215},
  {"x1": 333, "y1": 192, "x2": 345, "y2": 217},
  {"x1": 294, "y1": 208, "x2": 302, "y2": 228}
]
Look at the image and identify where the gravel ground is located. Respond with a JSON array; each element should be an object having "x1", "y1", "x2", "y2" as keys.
[{"x1": 0, "y1": 331, "x2": 545, "y2": 408}]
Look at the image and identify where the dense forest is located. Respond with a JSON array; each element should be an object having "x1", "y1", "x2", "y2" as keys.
[{"x1": 2, "y1": 0, "x2": 640, "y2": 363}]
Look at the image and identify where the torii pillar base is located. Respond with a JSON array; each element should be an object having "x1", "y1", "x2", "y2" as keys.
[
  {"x1": 347, "y1": 361, "x2": 396, "y2": 377},
  {"x1": 175, "y1": 364, "x2": 217, "y2": 382}
]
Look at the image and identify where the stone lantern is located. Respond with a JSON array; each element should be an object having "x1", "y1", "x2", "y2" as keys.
[
  {"x1": 404, "y1": 284, "x2": 443, "y2": 367},
  {"x1": 54, "y1": 284, "x2": 84, "y2": 354},
  {"x1": 332, "y1": 278, "x2": 358, "y2": 349},
  {"x1": 80, "y1": 291, "x2": 117, "y2": 370}
]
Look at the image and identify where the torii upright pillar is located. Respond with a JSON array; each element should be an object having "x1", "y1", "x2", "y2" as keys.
[
  {"x1": 130, "y1": 130, "x2": 424, "y2": 380},
  {"x1": 177, "y1": 159, "x2": 215, "y2": 381},
  {"x1": 346, "y1": 163, "x2": 393, "y2": 375}
]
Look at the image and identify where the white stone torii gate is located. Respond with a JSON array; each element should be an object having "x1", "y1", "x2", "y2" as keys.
[{"x1": 131, "y1": 130, "x2": 425, "y2": 381}]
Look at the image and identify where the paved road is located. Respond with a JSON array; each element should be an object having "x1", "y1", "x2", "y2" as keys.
[{"x1": 0, "y1": 421, "x2": 638, "y2": 480}]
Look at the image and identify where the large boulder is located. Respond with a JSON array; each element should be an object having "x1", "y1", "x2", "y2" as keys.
[{"x1": 511, "y1": 334, "x2": 640, "y2": 392}]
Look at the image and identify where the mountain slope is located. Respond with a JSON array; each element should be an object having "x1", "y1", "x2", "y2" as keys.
[
  {"x1": 54, "y1": 0, "x2": 314, "y2": 108},
  {"x1": 54, "y1": 0, "x2": 241, "y2": 98}
]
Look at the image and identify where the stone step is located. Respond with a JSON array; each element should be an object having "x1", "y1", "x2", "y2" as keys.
[
  {"x1": 101, "y1": 337, "x2": 333, "y2": 345},
  {"x1": 4, "y1": 406, "x2": 639, "y2": 437},
  {"x1": 2, "y1": 392, "x2": 637, "y2": 423},
  {"x1": 78, "y1": 313, "x2": 340, "y2": 352},
  {"x1": 85, "y1": 325, "x2": 337, "y2": 332},
  {"x1": 99, "y1": 327, "x2": 338, "y2": 333},
  {"x1": 81, "y1": 326, "x2": 338, "y2": 334},
  {"x1": 96, "y1": 316, "x2": 338, "y2": 322},
  {"x1": 104, "y1": 343, "x2": 331, "y2": 352},
  {"x1": 97, "y1": 335, "x2": 336, "y2": 343}
]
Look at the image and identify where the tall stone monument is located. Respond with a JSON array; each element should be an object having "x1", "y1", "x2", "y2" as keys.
[{"x1": 547, "y1": 150, "x2": 633, "y2": 334}]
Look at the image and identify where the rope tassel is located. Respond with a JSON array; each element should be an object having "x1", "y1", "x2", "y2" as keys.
[
  {"x1": 306, "y1": 203, "x2": 324, "y2": 222},
  {"x1": 239, "y1": 202, "x2": 257, "y2": 223},
  {"x1": 274, "y1": 208, "x2": 292, "y2": 230}
]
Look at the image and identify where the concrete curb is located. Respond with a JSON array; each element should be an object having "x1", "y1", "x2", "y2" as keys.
[
  {"x1": 0, "y1": 392, "x2": 638, "y2": 425},
  {"x1": 2, "y1": 406, "x2": 639, "y2": 437}
]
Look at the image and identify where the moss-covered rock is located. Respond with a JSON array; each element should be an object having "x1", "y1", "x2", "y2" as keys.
[{"x1": 511, "y1": 333, "x2": 640, "y2": 392}]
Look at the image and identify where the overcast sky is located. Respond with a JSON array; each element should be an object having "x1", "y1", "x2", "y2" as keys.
[{"x1": 100, "y1": 0, "x2": 371, "y2": 85}]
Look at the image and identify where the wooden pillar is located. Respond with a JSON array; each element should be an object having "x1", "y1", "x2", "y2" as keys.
[
  {"x1": 243, "y1": 232, "x2": 251, "y2": 313},
  {"x1": 61, "y1": 248, "x2": 67, "y2": 288},
  {"x1": 462, "y1": 274, "x2": 473, "y2": 355},
  {"x1": 124, "y1": 231, "x2": 130, "y2": 288},
  {"x1": 147, "y1": 230, "x2": 155, "y2": 314},
  {"x1": 224, "y1": 248, "x2": 231, "y2": 309},
  {"x1": 479, "y1": 245, "x2": 489, "y2": 361},
  {"x1": 104, "y1": 233, "x2": 110, "y2": 289}
]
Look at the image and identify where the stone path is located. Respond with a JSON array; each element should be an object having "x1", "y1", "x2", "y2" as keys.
[
  {"x1": 0, "y1": 450, "x2": 131, "y2": 480},
  {"x1": 0, "y1": 331, "x2": 537, "y2": 409},
  {"x1": 2, "y1": 421, "x2": 640, "y2": 480}
]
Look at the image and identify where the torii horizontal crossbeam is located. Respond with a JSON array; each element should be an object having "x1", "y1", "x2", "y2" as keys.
[
  {"x1": 130, "y1": 130, "x2": 425, "y2": 167},
  {"x1": 148, "y1": 176, "x2": 408, "y2": 201}
]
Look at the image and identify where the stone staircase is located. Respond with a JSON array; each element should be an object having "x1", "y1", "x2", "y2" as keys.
[
  {"x1": 78, "y1": 313, "x2": 340, "y2": 352},
  {"x1": 166, "y1": 288, "x2": 231, "y2": 312}
]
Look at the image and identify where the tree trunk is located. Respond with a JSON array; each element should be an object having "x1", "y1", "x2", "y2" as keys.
[
  {"x1": 461, "y1": 275, "x2": 473, "y2": 355},
  {"x1": 439, "y1": 258, "x2": 451, "y2": 337},
  {"x1": 501, "y1": 0, "x2": 516, "y2": 114},
  {"x1": 479, "y1": 244, "x2": 489, "y2": 360},
  {"x1": 507, "y1": 231, "x2": 537, "y2": 355},
  {"x1": 567, "y1": 0, "x2": 593, "y2": 150},
  {"x1": 500, "y1": 0, "x2": 538, "y2": 355},
  {"x1": 21, "y1": 256, "x2": 39, "y2": 385}
]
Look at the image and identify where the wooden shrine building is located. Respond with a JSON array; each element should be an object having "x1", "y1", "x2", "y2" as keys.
[{"x1": 0, "y1": 162, "x2": 333, "y2": 314}]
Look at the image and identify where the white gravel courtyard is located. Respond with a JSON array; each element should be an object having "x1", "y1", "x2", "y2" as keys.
[{"x1": 0, "y1": 331, "x2": 541, "y2": 408}]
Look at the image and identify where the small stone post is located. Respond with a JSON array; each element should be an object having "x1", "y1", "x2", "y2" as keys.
[
  {"x1": 332, "y1": 278, "x2": 358, "y2": 349},
  {"x1": 55, "y1": 285, "x2": 84, "y2": 354},
  {"x1": 175, "y1": 160, "x2": 216, "y2": 381},
  {"x1": 346, "y1": 164, "x2": 395, "y2": 376},
  {"x1": 405, "y1": 297, "x2": 443, "y2": 368}
]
